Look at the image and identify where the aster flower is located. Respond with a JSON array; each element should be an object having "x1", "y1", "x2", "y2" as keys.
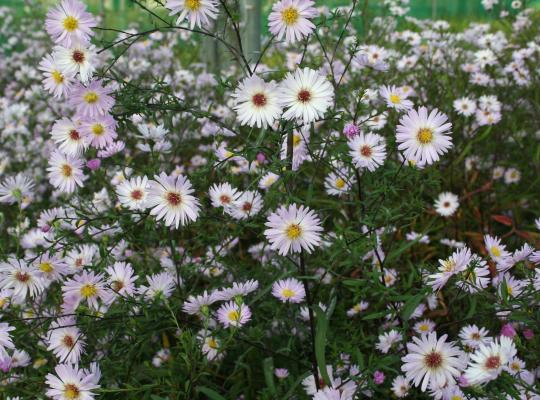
[
  {"x1": 268, "y1": 0, "x2": 318, "y2": 43},
  {"x1": 62, "y1": 271, "x2": 106, "y2": 311},
  {"x1": 401, "y1": 332, "x2": 466, "y2": 391},
  {"x1": 182, "y1": 291, "x2": 218, "y2": 316},
  {"x1": 139, "y1": 272, "x2": 176, "y2": 300},
  {"x1": 464, "y1": 336, "x2": 516, "y2": 385},
  {"x1": 264, "y1": 203, "x2": 323, "y2": 256},
  {"x1": 348, "y1": 132, "x2": 387, "y2": 172},
  {"x1": 380, "y1": 85, "x2": 413, "y2": 111},
  {"x1": 45, "y1": 0, "x2": 97, "y2": 47},
  {"x1": 199, "y1": 332, "x2": 223, "y2": 361},
  {"x1": 166, "y1": 0, "x2": 219, "y2": 29},
  {"x1": 0, "y1": 174, "x2": 34, "y2": 205},
  {"x1": 34, "y1": 254, "x2": 69, "y2": 282},
  {"x1": 324, "y1": 170, "x2": 354, "y2": 197},
  {"x1": 208, "y1": 183, "x2": 240, "y2": 209},
  {"x1": 47, "y1": 150, "x2": 86, "y2": 193},
  {"x1": 426, "y1": 247, "x2": 472, "y2": 291},
  {"x1": 396, "y1": 106, "x2": 453, "y2": 165},
  {"x1": 376, "y1": 330, "x2": 403, "y2": 354},
  {"x1": 70, "y1": 80, "x2": 115, "y2": 118},
  {"x1": 50, "y1": 118, "x2": 88, "y2": 156},
  {"x1": 483, "y1": 234, "x2": 511, "y2": 265},
  {"x1": 0, "y1": 324, "x2": 15, "y2": 359},
  {"x1": 279, "y1": 128, "x2": 310, "y2": 171},
  {"x1": 453, "y1": 97, "x2": 476, "y2": 117},
  {"x1": 259, "y1": 172, "x2": 280, "y2": 190},
  {"x1": 279, "y1": 67, "x2": 334, "y2": 123},
  {"x1": 0, "y1": 258, "x2": 45, "y2": 304},
  {"x1": 47, "y1": 316, "x2": 85, "y2": 364},
  {"x1": 232, "y1": 75, "x2": 282, "y2": 128},
  {"x1": 214, "y1": 280, "x2": 259, "y2": 301},
  {"x1": 272, "y1": 278, "x2": 305, "y2": 303},
  {"x1": 391, "y1": 375, "x2": 410, "y2": 398},
  {"x1": 227, "y1": 190, "x2": 263, "y2": 220},
  {"x1": 434, "y1": 192, "x2": 459, "y2": 217},
  {"x1": 216, "y1": 301, "x2": 251, "y2": 328},
  {"x1": 146, "y1": 172, "x2": 201, "y2": 229},
  {"x1": 116, "y1": 176, "x2": 149, "y2": 211},
  {"x1": 80, "y1": 114, "x2": 117, "y2": 149},
  {"x1": 53, "y1": 43, "x2": 97, "y2": 83},
  {"x1": 346, "y1": 301, "x2": 369, "y2": 317},
  {"x1": 105, "y1": 262, "x2": 138, "y2": 300},
  {"x1": 459, "y1": 325, "x2": 492, "y2": 349},
  {"x1": 38, "y1": 54, "x2": 75, "y2": 98},
  {"x1": 45, "y1": 363, "x2": 100, "y2": 400}
]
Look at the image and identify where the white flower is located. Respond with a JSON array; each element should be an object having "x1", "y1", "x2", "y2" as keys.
[
  {"x1": 166, "y1": 0, "x2": 219, "y2": 29},
  {"x1": 401, "y1": 332, "x2": 466, "y2": 391},
  {"x1": 47, "y1": 316, "x2": 85, "y2": 364},
  {"x1": 464, "y1": 336, "x2": 516, "y2": 385},
  {"x1": 208, "y1": 183, "x2": 240, "y2": 208},
  {"x1": 396, "y1": 106, "x2": 453, "y2": 165},
  {"x1": 232, "y1": 75, "x2": 282, "y2": 128},
  {"x1": 45, "y1": 363, "x2": 100, "y2": 400},
  {"x1": 116, "y1": 176, "x2": 149, "y2": 211},
  {"x1": 264, "y1": 203, "x2": 323, "y2": 256},
  {"x1": 227, "y1": 190, "x2": 263, "y2": 220},
  {"x1": 50, "y1": 118, "x2": 88, "y2": 156},
  {"x1": 348, "y1": 132, "x2": 386, "y2": 171},
  {"x1": 47, "y1": 150, "x2": 86, "y2": 193},
  {"x1": 279, "y1": 67, "x2": 334, "y2": 123},
  {"x1": 434, "y1": 192, "x2": 459, "y2": 217},
  {"x1": 147, "y1": 172, "x2": 201, "y2": 229},
  {"x1": 53, "y1": 44, "x2": 97, "y2": 83},
  {"x1": 268, "y1": 0, "x2": 318, "y2": 43},
  {"x1": 0, "y1": 258, "x2": 45, "y2": 304}
]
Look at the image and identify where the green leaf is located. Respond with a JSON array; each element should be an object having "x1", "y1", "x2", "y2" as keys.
[
  {"x1": 263, "y1": 357, "x2": 277, "y2": 396},
  {"x1": 314, "y1": 304, "x2": 331, "y2": 387},
  {"x1": 197, "y1": 386, "x2": 227, "y2": 400}
]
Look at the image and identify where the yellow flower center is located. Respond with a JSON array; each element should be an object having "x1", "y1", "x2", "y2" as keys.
[
  {"x1": 419, "y1": 324, "x2": 429, "y2": 332},
  {"x1": 281, "y1": 288, "x2": 295, "y2": 298},
  {"x1": 92, "y1": 124, "x2": 104, "y2": 136},
  {"x1": 507, "y1": 285, "x2": 513, "y2": 296},
  {"x1": 185, "y1": 0, "x2": 201, "y2": 11},
  {"x1": 84, "y1": 91, "x2": 99, "y2": 104},
  {"x1": 64, "y1": 383, "x2": 80, "y2": 399},
  {"x1": 208, "y1": 338, "x2": 218, "y2": 349},
  {"x1": 335, "y1": 178, "x2": 345, "y2": 189},
  {"x1": 228, "y1": 310, "x2": 240, "y2": 322},
  {"x1": 491, "y1": 246, "x2": 501, "y2": 258},
  {"x1": 442, "y1": 259, "x2": 455, "y2": 272},
  {"x1": 390, "y1": 94, "x2": 401, "y2": 104},
  {"x1": 293, "y1": 134, "x2": 302, "y2": 147},
  {"x1": 281, "y1": 7, "x2": 299, "y2": 25},
  {"x1": 417, "y1": 127, "x2": 434, "y2": 144},
  {"x1": 39, "y1": 262, "x2": 53, "y2": 273},
  {"x1": 61, "y1": 164, "x2": 73, "y2": 177},
  {"x1": 63, "y1": 16, "x2": 79, "y2": 32},
  {"x1": 286, "y1": 223, "x2": 302, "y2": 239},
  {"x1": 52, "y1": 70, "x2": 64, "y2": 84},
  {"x1": 451, "y1": 396, "x2": 463, "y2": 400},
  {"x1": 80, "y1": 284, "x2": 97, "y2": 298}
]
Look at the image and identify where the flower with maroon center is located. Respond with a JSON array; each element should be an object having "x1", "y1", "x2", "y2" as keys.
[
  {"x1": 464, "y1": 336, "x2": 516, "y2": 385},
  {"x1": 280, "y1": 67, "x2": 334, "y2": 123},
  {"x1": 53, "y1": 44, "x2": 96, "y2": 83},
  {"x1": 146, "y1": 172, "x2": 201, "y2": 229},
  {"x1": 233, "y1": 75, "x2": 282, "y2": 128},
  {"x1": 401, "y1": 332, "x2": 466, "y2": 392},
  {"x1": 348, "y1": 132, "x2": 387, "y2": 172},
  {"x1": 116, "y1": 176, "x2": 149, "y2": 211}
]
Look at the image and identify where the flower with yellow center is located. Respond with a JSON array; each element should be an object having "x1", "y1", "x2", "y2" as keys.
[
  {"x1": 52, "y1": 70, "x2": 64, "y2": 84},
  {"x1": 80, "y1": 284, "x2": 97, "y2": 298},
  {"x1": 40, "y1": 262, "x2": 54, "y2": 273},
  {"x1": 417, "y1": 127, "x2": 434, "y2": 144},
  {"x1": 390, "y1": 93, "x2": 401, "y2": 104},
  {"x1": 64, "y1": 383, "x2": 80, "y2": 400},
  {"x1": 185, "y1": 0, "x2": 201, "y2": 11},
  {"x1": 286, "y1": 223, "x2": 302, "y2": 239},
  {"x1": 281, "y1": 288, "x2": 295, "y2": 298},
  {"x1": 92, "y1": 124, "x2": 104, "y2": 136},
  {"x1": 335, "y1": 177, "x2": 345, "y2": 189},
  {"x1": 83, "y1": 91, "x2": 99, "y2": 104},
  {"x1": 281, "y1": 7, "x2": 299, "y2": 25},
  {"x1": 63, "y1": 16, "x2": 79, "y2": 32}
]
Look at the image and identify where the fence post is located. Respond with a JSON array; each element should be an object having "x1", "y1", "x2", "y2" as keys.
[{"x1": 240, "y1": 0, "x2": 261, "y2": 66}]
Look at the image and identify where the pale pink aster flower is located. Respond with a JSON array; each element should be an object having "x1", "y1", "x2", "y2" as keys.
[
  {"x1": 139, "y1": 272, "x2": 176, "y2": 300},
  {"x1": 272, "y1": 278, "x2": 305, "y2": 303},
  {"x1": 53, "y1": 44, "x2": 97, "y2": 83},
  {"x1": 38, "y1": 54, "x2": 75, "y2": 98},
  {"x1": 396, "y1": 106, "x2": 453, "y2": 165},
  {"x1": 268, "y1": 0, "x2": 318, "y2": 43},
  {"x1": 216, "y1": 301, "x2": 251, "y2": 328},
  {"x1": 97, "y1": 140, "x2": 125, "y2": 158},
  {"x1": 47, "y1": 150, "x2": 87, "y2": 193},
  {"x1": 47, "y1": 316, "x2": 85, "y2": 364},
  {"x1": 0, "y1": 258, "x2": 45, "y2": 304},
  {"x1": 182, "y1": 291, "x2": 218, "y2": 316},
  {"x1": 0, "y1": 323, "x2": 15, "y2": 359},
  {"x1": 80, "y1": 114, "x2": 117, "y2": 149},
  {"x1": 70, "y1": 80, "x2": 115, "y2": 118},
  {"x1": 50, "y1": 118, "x2": 88, "y2": 156},
  {"x1": 166, "y1": 0, "x2": 219, "y2": 29},
  {"x1": 116, "y1": 176, "x2": 149, "y2": 211},
  {"x1": 376, "y1": 329, "x2": 403, "y2": 353},
  {"x1": 45, "y1": 363, "x2": 100, "y2": 400},
  {"x1": 105, "y1": 262, "x2": 138, "y2": 300},
  {"x1": 279, "y1": 67, "x2": 334, "y2": 123},
  {"x1": 264, "y1": 203, "x2": 323, "y2": 256},
  {"x1": 232, "y1": 75, "x2": 282, "y2": 128},
  {"x1": 214, "y1": 280, "x2": 259, "y2": 301},
  {"x1": 62, "y1": 271, "x2": 106, "y2": 310},
  {"x1": 45, "y1": 0, "x2": 97, "y2": 47},
  {"x1": 34, "y1": 254, "x2": 69, "y2": 282},
  {"x1": 459, "y1": 325, "x2": 492, "y2": 349},
  {"x1": 414, "y1": 319, "x2": 436, "y2": 335},
  {"x1": 146, "y1": 172, "x2": 201, "y2": 229},
  {"x1": 401, "y1": 332, "x2": 466, "y2": 391},
  {"x1": 348, "y1": 132, "x2": 387, "y2": 171}
]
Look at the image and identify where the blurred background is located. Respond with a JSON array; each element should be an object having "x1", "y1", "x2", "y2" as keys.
[{"x1": 5, "y1": 0, "x2": 540, "y2": 30}]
